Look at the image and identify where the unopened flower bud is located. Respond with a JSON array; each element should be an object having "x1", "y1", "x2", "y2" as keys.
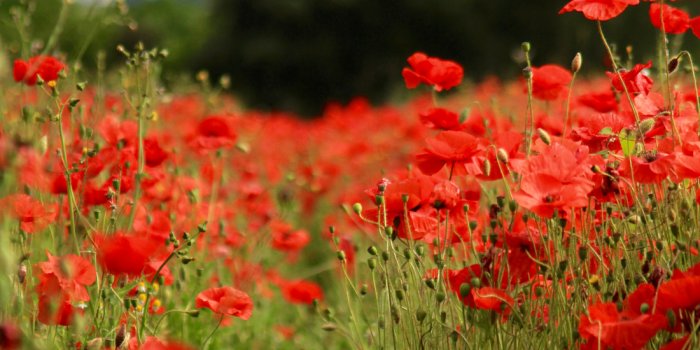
[
  {"x1": 482, "y1": 158, "x2": 491, "y2": 177},
  {"x1": 668, "y1": 56, "x2": 680, "y2": 74},
  {"x1": 638, "y1": 118, "x2": 655, "y2": 135},
  {"x1": 537, "y1": 128, "x2": 551, "y2": 145},
  {"x1": 496, "y1": 148, "x2": 509, "y2": 164},
  {"x1": 571, "y1": 52, "x2": 582, "y2": 73},
  {"x1": 352, "y1": 203, "x2": 363, "y2": 215}
]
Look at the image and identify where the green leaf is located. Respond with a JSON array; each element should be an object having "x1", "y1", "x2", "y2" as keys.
[
  {"x1": 598, "y1": 127, "x2": 614, "y2": 136},
  {"x1": 618, "y1": 130, "x2": 636, "y2": 157}
]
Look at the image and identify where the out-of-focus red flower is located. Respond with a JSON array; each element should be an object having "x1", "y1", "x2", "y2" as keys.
[
  {"x1": 559, "y1": 0, "x2": 640, "y2": 21},
  {"x1": 578, "y1": 302, "x2": 667, "y2": 350},
  {"x1": 2, "y1": 194, "x2": 55, "y2": 234},
  {"x1": 95, "y1": 233, "x2": 167, "y2": 278},
  {"x1": 280, "y1": 280, "x2": 324, "y2": 305},
  {"x1": 416, "y1": 131, "x2": 484, "y2": 176},
  {"x1": 577, "y1": 90, "x2": 619, "y2": 113},
  {"x1": 649, "y1": 4, "x2": 690, "y2": 34},
  {"x1": 529, "y1": 64, "x2": 572, "y2": 101},
  {"x1": 607, "y1": 61, "x2": 654, "y2": 95},
  {"x1": 270, "y1": 222, "x2": 310, "y2": 252},
  {"x1": 143, "y1": 137, "x2": 169, "y2": 167},
  {"x1": 402, "y1": 52, "x2": 463, "y2": 92},
  {"x1": 35, "y1": 252, "x2": 95, "y2": 326},
  {"x1": 0, "y1": 322, "x2": 22, "y2": 350},
  {"x1": 129, "y1": 336, "x2": 195, "y2": 350},
  {"x1": 195, "y1": 286, "x2": 253, "y2": 319},
  {"x1": 419, "y1": 108, "x2": 462, "y2": 130},
  {"x1": 35, "y1": 252, "x2": 96, "y2": 303},
  {"x1": 445, "y1": 266, "x2": 514, "y2": 316},
  {"x1": 13, "y1": 55, "x2": 65, "y2": 86},
  {"x1": 189, "y1": 116, "x2": 236, "y2": 152}
]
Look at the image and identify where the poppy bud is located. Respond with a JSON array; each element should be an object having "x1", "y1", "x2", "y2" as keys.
[
  {"x1": 395, "y1": 290, "x2": 404, "y2": 301},
  {"x1": 668, "y1": 56, "x2": 680, "y2": 74},
  {"x1": 367, "y1": 258, "x2": 377, "y2": 270},
  {"x1": 321, "y1": 323, "x2": 337, "y2": 332},
  {"x1": 435, "y1": 292, "x2": 446, "y2": 303},
  {"x1": 17, "y1": 264, "x2": 26, "y2": 284},
  {"x1": 360, "y1": 284, "x2": 368, "y2": 296},
  {"x1": 496, "y1": 148, "x2": 509, "y2": 164},
  {"x1": 425, "y1": 279, "x2": 436, "y2": 289},
  {"x1": 352, "y1": 203, "x2": 363, "y2": 215},
  {"x1": 459, "y1": 283, "x2": 471, "y2": 297},
  {"x1": 470, "y1": 277, "x2": 481, "y2": 288},
  {"x1": 638, "y1": 118, "x2": 655, "y2": 135},
  {"x1": 521, "y1": 42, "x2": 531, "y2": 53},
  {"x1": 522, "y1": 67, "x2": 533, "y2": 79},
  {"x1": 482, "y1": 159, "x2": 491, "y2": 177},
  {"x1": 416, "y1": 309, "x2": 427, "y2": 322},
  {"x1": 537, "y1": 128, "x2": 551, "y2": 145},
  {"x1": 367, "y1": 246, "x2": 378, "y2": 256},
  {"x1": 336, "y1": 251, "x2": 346, "y2": 262},
  {"x1": 571, "y1": 52, "x2": 582, "y2": 73},
  {"x1": 115, "y1": 324, "x2": 126, "y2": 348}
]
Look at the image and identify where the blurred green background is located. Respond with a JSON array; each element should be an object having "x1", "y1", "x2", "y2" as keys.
[{"x1": 2, "y1": 0, "x2": 700, "y2": 115}]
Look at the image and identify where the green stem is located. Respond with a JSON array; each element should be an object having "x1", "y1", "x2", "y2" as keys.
[{"x1": 202, "y1": 315, "x2": 225, "y2": 349}]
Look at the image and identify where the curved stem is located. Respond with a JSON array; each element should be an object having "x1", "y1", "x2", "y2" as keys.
[{"x1": 203, "y1": 315, "x2": 225, "y2": 349}]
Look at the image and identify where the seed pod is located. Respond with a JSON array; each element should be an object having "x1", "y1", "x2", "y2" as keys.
[{"x1": 638, "y1": 118, "x2": 655, "y2": 135}]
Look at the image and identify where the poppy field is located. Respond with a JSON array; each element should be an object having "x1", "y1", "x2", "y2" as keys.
[{"x1": 5, "y1": 1, "x2": 700, "y2": 349}]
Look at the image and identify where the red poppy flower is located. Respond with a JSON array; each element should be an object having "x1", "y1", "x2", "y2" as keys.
[
  {"x1": 578, "y1": 302, "x2": 667, "y2": 350},
  {"x1": 34, "y1": 252, "x2": 95, "y2": 326},
  {"x1": 35, "y1": 252, "x2": 96, "y2": 303},
  {"x1": 13, "y1": 55, "x2": 65, "y2": 86},
  {"x1": 690, "y1": 17, "x2": 700, "y2": 39},
  {"x1": 445, "y1": 266, "x2": 514, "y2": 316},
  {"x1": 529, "y1": 64, "x2": 572, "y2": 101},
  {"x1": 559, "y1": 0, "x2": 640, "y2": 21},
  {"x1": 94, "y1": 233, "x2": 167, "y2": 278},
  {"x1": 129, "y1": 336, "x2": 195, "y2": 350},
  {"x1": 2, "y1": 194, "x2": 55, "y2": 234},
  {"x1": 618, "y1": 152, "x2": 677, "y2": 184},
  {"x1": 402, "y1": 52, "x2": 464, "y2": 92},
  {"x1": 419, "y1": 108, "x2": 462, "y2": 130},
  {"x1": 189, "y1": 116, "x2": 237, "y2": 152},
  {"x1": 577, "y1": 90, "x2": 619, "y2": 113},
  {"x1": 0, "y1": 322, "x2": 21, "y2": 350},
  {"x1": 280, "y1": 280, "x2": 324, "y2": 305},
  {"x1": 143, "y1": 137, "x2": 169, "y2": 167},
  {"x1": 195, "y1": 286, "x2": 253, "y2": 319},
  {"x1": 270, "y1": 221, "x2": 310, "y2": 252},
  {"x1": 607, "y1": 61, "x2": 654, "y2": 95},
  {"x1": 649, "y1": 4, "x2": 690, "y2": 34},
  {"x1": 512, "y1": 142, "x2": 594, "y2": 218},
  {"x1": 415, "y1": 131, "x2": 484, "y2": 176}
]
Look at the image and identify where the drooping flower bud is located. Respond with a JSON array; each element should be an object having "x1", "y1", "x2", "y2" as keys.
[{"x1": 571, "y1": 52, "x2": 582, "y2": 73}]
